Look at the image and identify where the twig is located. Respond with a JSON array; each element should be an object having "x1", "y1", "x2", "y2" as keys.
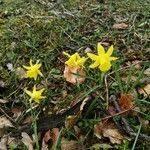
[
  {"x1": 101, "y1": 108, "x2": 131, "y2": 121},
  {"x1": 0, "y1": 107, "x2": 16, "y2": 125},
  {"x1": 110, "y1": 95, "x2": 150, "y2": 142},
  {"x1": 104, "y1": 74, "x2": 109, "y2": 109}
]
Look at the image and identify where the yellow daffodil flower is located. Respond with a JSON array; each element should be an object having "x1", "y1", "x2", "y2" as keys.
[
  {"x1": 25, "y1": 85, "x2": 46, "y2": 103},
  {"x1": 87, "y1": 43, "x2": 118, "y2": 72},
  {"x1": 23, "y1": 59, "x2": 43, "y2": 80},
  {"x1": 63, "y1": 52, "x2": 87, "y2": 68}
]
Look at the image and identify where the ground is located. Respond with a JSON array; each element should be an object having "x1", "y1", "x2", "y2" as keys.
[{"x1": 0, "y1": 0, "x2": 150, "y2": 149}]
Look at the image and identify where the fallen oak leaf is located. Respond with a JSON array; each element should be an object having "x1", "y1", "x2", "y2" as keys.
[
  {"x1": 103, "y1": 128, "x2": 123, "y2": 144},
  {"x1": 64, "y1": 66, "x2": 85, "y2": 84},
  {"x1": 118, "y1": 93, "x2": 133, "y2": 111},
  {"x1": 94, "y1": 121, "x2": 124, "y2": 144},
  {"x1": 0, "y1": 99, "x2": 9, "y2": 104},
  {"x1": 51, "y1": 128, "x2": 60, "y2": 144},
  {"x1": 65, "y1": 114, "x2": 80, "y2": 129},
  {"x1": 138, "y1": 84, "x2": 150, "y2": 98},
  {"x1": 41, "y1": 139, "x2": 48, "y2": 150},
  {"x1": 11, "y1": 107, "x2": 23, "y2": 121},
  {"x1": 43, "y1": 130, "x2": 51, "y2": 143},
  {"x1": 144, "y1": 68, "x2": 150, "y2": 77},
  {"x1": 0, "y1": 136, "x2": 7, "y2": 150},
  {"x1": 21, "y1": 132, "x2": 34, "y2": 150},
  {"x1": 90, "y1": 143, "x2": 112, "y2": 149},
  {"x1": 61, "y1": 138, "x2": 86, "y2": 150},
  {"x1": 0, "y1": 116, "x2": 14, "y2": 128},
  {"x1": 23, "y1": 116, "x2": 32, "y2": 124},
  {"x1": 42, "y1": 128, "x2": 60, "y2": 150}
]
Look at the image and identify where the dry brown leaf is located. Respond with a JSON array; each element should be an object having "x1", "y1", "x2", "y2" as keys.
[
  {"x1": 61, "y1": 138, "x2": 86, "y2": 150},
  {"x1": 84, "y1": 47, "x2": 92, "y2": 53},
  {"x1": 94, "y1": 122, "x2": 103, "y2": 139},
  {"x1": 64, "y1": 66, "x2": 85, "y2": 84},
  {"x1": 41, "y1": 140, "x2": 49, "y2": 150},
  {"x1": 0, "y1": 137, "x2": 7, "y2": 150},
  {"x1": 101, "y1": 42, "x2": 111, "y2": 47},
  {"x1": 107, "y1": 106, "x2": 117, "y2": 116},
  {"x1": 43, "y1": 130, "x2": 51, "y2": 143},
  {"x1": 0, "y1": 136, "x2": 18, "y2": 150},
  {"x1": 94, "y1": 121, "x2": 124, "y2": 144},
  {"x1": 65, "y1": 114, "x2": 80, "y2": 129},
  {"x1": 7, "y1": 137, "x2": 18, "y2": 148},
  {"x1": 74, "y1": 126, "x2": 82, "y2": 138},
  {"x1": 23, "y1": 116, "x2": 32, "y2": 124},
  {"x1": 126, "y1": 60, "x2": 141, "y2": 69},
  {"x1": 21, "y1": 132, "x2": 34, "y2": 150},
  {"x1": 44, "y1": 128, "x2": 60, "y2": 149},
  {"x1": 0, "y1": 99, "x2": 9, "y2": 104},
  {"x1": 138, "y1": 84, "x2": 150, "y2": 97},
  {"x1": 15, "y1": 67, "x2": 26, "y2": 79},
  {"x1": 144, "y1": 68, "x2": 150, "y2": 76},
  {"x1": 80, "y1": 96, "x2": 90, "y2": 111},
  {"x1": 122, "y1": 76, "x2": 137, "y2": 83},
  {"x1": 118, "y1": 93, "x2": 133, "y2": 111},
  {"x1": 0, "y1": 80, "x2": 6, "y2": 88},
  {"x1": 62, "y1": 90, "x2": 67, "y2": 98},
  {"x1": 113, "y1": 22, "x2": 128, "y2": 29},
  {"x1": 0, "y1": 116, "x2": 14, "y2": 128},
  {"x1": 11, "y1": 107, "x2": 22, "y2": 120},
  {"x1": 51, "y1": 128, "x2": 59, "y2": 143},
  {"x1": 103, "y1": 128, "x2": 123, "y2": 144}
]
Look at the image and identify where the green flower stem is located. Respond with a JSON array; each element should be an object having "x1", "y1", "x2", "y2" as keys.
[{"x1": 29, "y1": 101, "x2": 40, "y2": 150}]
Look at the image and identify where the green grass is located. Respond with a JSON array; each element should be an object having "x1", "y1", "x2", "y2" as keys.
[{"x1": 0, "y1": 0, "x2": 150, "y2": 149}]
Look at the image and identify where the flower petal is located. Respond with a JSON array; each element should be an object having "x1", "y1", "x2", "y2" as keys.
[
  {"x1": 39, "y1": 88, "x2": 45, "y2": 94},
  {"x1": 77, "y1": 58, "x2": 87, "y2": 66},
  {"x1": 75, "y1": 53, "x2": 80, "y2": 60},
  {"x1": 89, "y1": 60, "x2": 100, "y2": 68},
  {"x1": 63, "y1": 52, "x2": 71, "y2": 57},
  {"x1": 106, "y1": 45, "x2": 114, "y2": 56},
  {"x1": 24, "y1": 89, "x2": 32, "y2": 97},
  {"x1": 99, "y1": 62, "x2": 111, "y2": 72},
  {"x1": 87, "y1": 53, "x2": 98, "y2": 60},
  {"x1": 65, "y1": 58, "x2": 75, "y2": 67},
  {"x1": 64, "y1": 52, "x2": 86, "y2": 68},
  {"x1": 34, "y1": 75, "x2": 37, "y2": 80},
  {"x1": 23, "y1": 65, "x2": 30, "y2": 70},
  {"x1": 97, "y1": 43, "x2": 105, "y2": 55},
  {"x1": 33, "y1": 85, "x2": 36, "y2": 93},
  {"x1": 29, "y1": 59, "x2": 33, "y2": 66},
  {"x1": 109, "y1": 56, "x2": 118, "y2": 61},
  {"x1": 38, "y1": 70, "x2": 43, "y2": 77},
  {"x1": 36, "y1": 64, "x2": 42, "y2": 69}
]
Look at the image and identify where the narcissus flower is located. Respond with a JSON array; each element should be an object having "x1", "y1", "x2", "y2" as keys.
[
  {"x1": 63, "y1": 52, "x2": 87, "y2": 84},
  {"x1": 87, "y1": 43, "x2": 118, "y2": 72},
  {"x1": 23, "y1": 59, "x2": 43, "y2": 80},
  {"x1": 24, "y1": 85, "x2": 46, "y2": 103},
  {"x1": 63, "y1": 52, "x2": 87, "y2": 68}
]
